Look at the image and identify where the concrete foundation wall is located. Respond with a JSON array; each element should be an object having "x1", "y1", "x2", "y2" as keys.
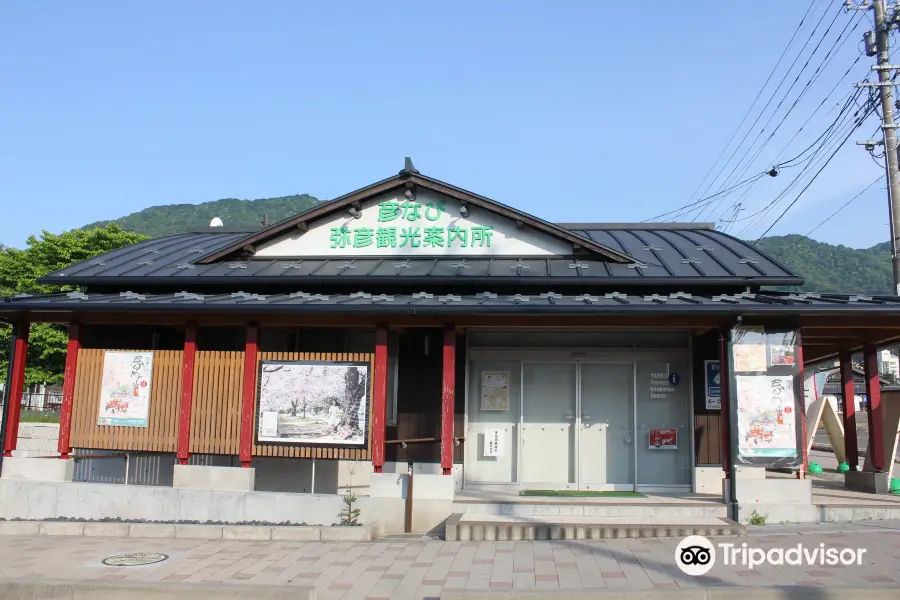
[
  {"x1": 1, "y1": 457, "x2": 73, "y2": 482},
  {"x1": 173, "y1": 465, "x2": 255, "y2": 492},
  {"x1": 692, "y1": 466, "x2": 724, "y2": 494},
  {"x1": 0, "y1": 479, "x2": 427, "y2": 533},
  {"x1": 12, "y1": 423, "x2": 60, "y2": 458}
]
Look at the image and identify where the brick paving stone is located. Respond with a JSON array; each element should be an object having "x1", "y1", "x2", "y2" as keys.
[{"x1": 489, "y1": 581, "x2": 512, "y2": 588}]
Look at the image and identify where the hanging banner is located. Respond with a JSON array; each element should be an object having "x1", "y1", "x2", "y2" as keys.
[
  {"x1": 649, "y1": 428, "x2": 678, "y2": 450},
  {"x1": 705, "y1": 360, "x2": 721, "y2": 410},
  {"x1": 481, "y1": 371, "x2": 510, "y2": 411},
  {"x1": 98, "y1": 351, "x2": 153, "y2": 427},
  {"x1": 735, "y1": 375, "x2": 797, "y2": 458}
]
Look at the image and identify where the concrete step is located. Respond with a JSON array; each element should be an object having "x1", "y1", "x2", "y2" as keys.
[
  {"x1": 445, "y1": 513, "x2": 745, "y2": 541},
  {"x1": 450, "y1": 501, "x2": 728, "y2": 518}
]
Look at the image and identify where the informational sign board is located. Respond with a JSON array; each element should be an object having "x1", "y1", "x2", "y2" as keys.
[
  {"x1": 705, "y1": 360, "x2": 721, "y2": 410},
  {"x1": 648, "y1": 371, "x2": 677, "y2": 399},
  {"x1": 649, "y1": 428, "x2": 677, "y2": 450},
  {"x1": 730, "y1": 327, "x2": 802, "y2": 468},
  {"x1": 254, "y1": 190, "x2": 573, "y2": 258},
  {"x1": 481, "y1": 371, "x2": 510, "y2": 411},
  {"x1": 98, "y1": 351, "x2": 153, "y2": 427},
  {"x1": 483, "y1": 427, "x2": 504, "y2": 457},
  {"x1": 735, "y1": 375, "x2": 797, "y2": 457},
  {"x1": 256, "y1": 360, "x2": 369, "y2": 447}
]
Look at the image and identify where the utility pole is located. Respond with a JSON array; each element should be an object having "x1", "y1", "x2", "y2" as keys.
[{"x1": 856, "y1": 0, "x2": 900, "y2": 294}]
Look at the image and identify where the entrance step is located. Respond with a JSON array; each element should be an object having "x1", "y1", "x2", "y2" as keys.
[
  {"x1": 445, "y1": 514, "x2": 744, "y2": 541},
  {"x1": 451, "y1": 501, "x2": 728, "y2": 519}
]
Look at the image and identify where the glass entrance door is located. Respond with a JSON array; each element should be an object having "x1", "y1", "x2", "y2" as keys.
[
  {"x1": 579, "y1": 363, "x2": 635, "y2": 490},
  {"x1": 521, "y1": 362, "x2": 576, "y2": 488}
]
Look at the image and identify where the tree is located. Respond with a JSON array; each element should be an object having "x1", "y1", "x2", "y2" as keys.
[
  {"x1": 0, "y1": 225, "x2": 149, "y2": 385},
  {"x1": 339, "y1": 367, "x2": 366, "y2": 434}
]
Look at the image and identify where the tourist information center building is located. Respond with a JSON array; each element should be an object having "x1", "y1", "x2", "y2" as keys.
[{"x1": 2, "y1": 160, "x2": 900, "y2": 532}]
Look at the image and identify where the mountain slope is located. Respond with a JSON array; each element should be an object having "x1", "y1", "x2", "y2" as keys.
[
  {"x1": 754, "y1": 235, "x2": 891, "y2": 295},
  {"x1": 82, "y1": 194, "x2": 892, "y2": 294},
  {"x1": 82, "y1": 194, "x2": 319, "y2": 237}
]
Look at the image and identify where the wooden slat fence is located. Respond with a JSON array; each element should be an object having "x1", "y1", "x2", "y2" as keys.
[
  {"x1": 252, "y1": 352, "x2": 375, "y2": 460},
  {"x1": 189, "y1": 351, "x2": 243, "y2": 455},
  {"x1": 70, "y1": 349, "x2": 182, "y2": 451},
  {"x1": 70, "y1": 349, "x2": 375, "y2": 459}
]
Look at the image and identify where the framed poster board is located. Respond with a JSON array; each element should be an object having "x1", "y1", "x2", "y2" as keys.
[
  {"x1": 481, "y1": 371, "x2": 510, "y2": 411},
  {"x1": 649, "y1": 428, "x2": 678, "y2": 450},
  {"x1": 729, "y1": 327, "x2": 802, "y2": 468},
  {"x1": 256, "y1": 360, "x2": 370, "y2": 447},
  {"x1": 98, "y1": 351, "x2": 153, "y2": 427}
]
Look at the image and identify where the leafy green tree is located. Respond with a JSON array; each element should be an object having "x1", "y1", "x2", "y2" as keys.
[{"x1": 0, "y1": 225, "x2": 148, "y2": 385}]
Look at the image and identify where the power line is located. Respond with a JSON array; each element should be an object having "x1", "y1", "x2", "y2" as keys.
[
  {"x1": 677, "y1": 0, "x2": 826, "y2": 214},
  {"x1": 689, "y1": 1, "x2": 839, "y2": 216},
  {"x1": 696, "y1": 4, "x2": 853, "y2": 221},
  {"x1": 773, "y1": 176, "x2": 882, "y2": 258},
  {"x1": 735, "y1": 93, "x2": 875, "y2": 236},
  {"x1": 752, "y1": 104, "x2": 876, "y2": 241},
  {"x1": 710, "y1": 15, "x2": 869, "y2": 226},
  {"x1": 640, "y1": 172, "x2": 768, "y2": 222}
]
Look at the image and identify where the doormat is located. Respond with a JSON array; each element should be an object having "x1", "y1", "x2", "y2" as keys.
[{"x1": 519, "y1": 490, "x2": 647, "y2": 498}]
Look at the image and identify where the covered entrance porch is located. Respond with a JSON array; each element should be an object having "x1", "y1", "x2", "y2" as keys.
[{"x1": 465, "y1": 335, "x2": 694, "y2": 494}]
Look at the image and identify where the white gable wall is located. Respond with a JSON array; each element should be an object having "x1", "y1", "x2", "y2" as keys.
[{"x1": 255, "y1": 189, "x2": 574, "y2": 258}]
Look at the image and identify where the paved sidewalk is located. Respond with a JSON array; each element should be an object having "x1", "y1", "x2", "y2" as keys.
[{"x1": 1, "y1": 521, "x2": 900, "y2": 599}]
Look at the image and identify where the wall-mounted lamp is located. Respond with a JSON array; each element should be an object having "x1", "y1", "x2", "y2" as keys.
[
  {"x1": 348, "y1": 207, "x2": 361, "y2": 219},
  {"x1": 459, "y1": 204, "x2": 470, "y2": 218}
]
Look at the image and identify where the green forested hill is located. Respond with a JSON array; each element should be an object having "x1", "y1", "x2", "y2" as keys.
[
  {"x1": 82, "y1": 194, "x2": 892, "y2": 294},
  {"x1": 82, "y1": 194, "x2": 319, "y2": 237},
  {"x1": 754, "y1": 235, "x2": 892, "y2": 295}
]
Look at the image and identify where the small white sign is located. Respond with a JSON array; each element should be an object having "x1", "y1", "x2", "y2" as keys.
[
  {"x1": 261, "y1": 411, "x2": 279, "y2": 437},
  {"x1": 483, "y1": 428, "x2": 504, "y2": 457}
]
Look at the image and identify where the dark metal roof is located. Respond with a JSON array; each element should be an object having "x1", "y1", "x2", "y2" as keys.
[
  {"x1": 38, "y1": 226, "x2": 801, "y2": 287},
  {"x1": 4, "y1": 290, "x2": 897, "y2": 316}
]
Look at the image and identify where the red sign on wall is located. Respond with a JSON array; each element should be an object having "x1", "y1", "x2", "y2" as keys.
[{"x1": 649, "y1": 428, "x2": 677, "y2": 450}]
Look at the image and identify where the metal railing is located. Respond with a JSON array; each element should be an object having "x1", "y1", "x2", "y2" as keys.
[{"x1": 20, "y1": 393, "x2": 62, "y2": 414}]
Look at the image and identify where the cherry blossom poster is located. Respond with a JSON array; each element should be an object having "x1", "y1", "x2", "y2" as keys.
[
  {"x1": 98, "y1": 351, "x2": 153, "y2": 427},
  {"x1": 256, "y1": 360, "x2": 369, "y2": 447}
]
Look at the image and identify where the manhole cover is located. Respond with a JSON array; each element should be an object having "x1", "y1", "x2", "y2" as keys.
[{"x1": 102, "y1": 552, "x2": 168, "y2": 567}]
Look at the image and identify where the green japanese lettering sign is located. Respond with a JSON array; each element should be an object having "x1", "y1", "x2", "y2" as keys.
[{"x1": 329, "y1": 200, "x2": 494, "y2": 250}]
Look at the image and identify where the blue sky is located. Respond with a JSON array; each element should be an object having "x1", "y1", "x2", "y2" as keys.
[{"x1": 0, "y1": 1, "x2": 888, "y2": 249}]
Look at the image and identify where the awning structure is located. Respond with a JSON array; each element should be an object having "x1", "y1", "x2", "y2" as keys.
[
  {"x1": 4, "y1": 289, "x2": 900, "y2": 315},
  {"x1": 4, "y1": 289, "x2": 898, "y2": 366}
]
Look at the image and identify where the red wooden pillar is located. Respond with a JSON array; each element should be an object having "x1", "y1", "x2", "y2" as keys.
[
  {"x1": 372, "y1": 324, "x2": 388, "y2": 473},
  {"x1": 796, "y1": 340, "x2": 807, "y2": 479},
  {"x1": 718, "y1": 328, "x2": 731, "y2": 478},
  {"x1": 440, "y1": 324, "x2": 456, "y2": 475},
  {"x1": 57, "y1": 323, "x2": 81, "y2": 459},
  {"x1": 863, "y1": 345, "x2": 886, "y2": 471},
  {"x1": 3, "y1": 321, "x2": 30, "y2": 457},
  {"x1": 176, "y1": 323, "x2": 198, "y2": 465},
  {"x1": 839, "y1": 350, "x2": 859, "y2": 469},
  {"x1": 239, "y1": 323, "x2": 259, "y2": 468}
]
